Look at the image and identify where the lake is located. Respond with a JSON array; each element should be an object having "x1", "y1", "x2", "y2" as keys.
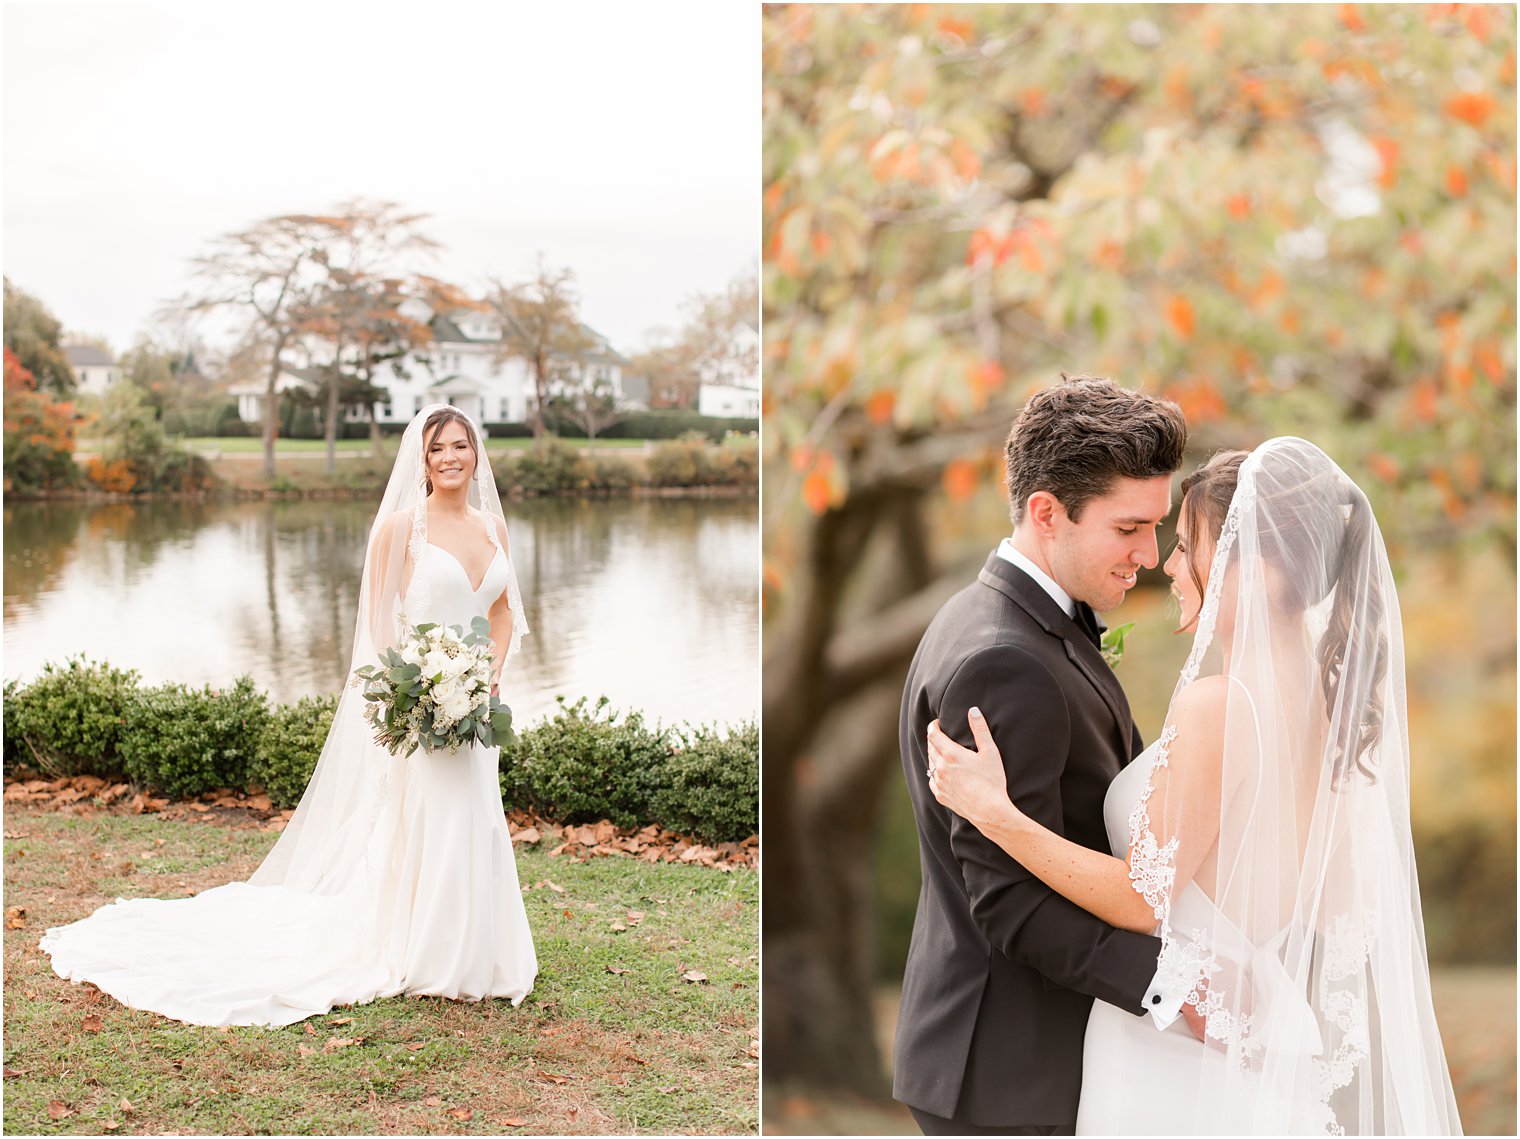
[{"x1": 3, "y1": 495, "x2": 758, "y2": 729}]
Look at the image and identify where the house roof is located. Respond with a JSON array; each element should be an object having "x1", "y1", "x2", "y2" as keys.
[
  {"x1": 65, "y1": 345, "x2": 114, "y2": 366},
  {"x1": 429, "y1": 309, "x2": 628, "y2": 364}
]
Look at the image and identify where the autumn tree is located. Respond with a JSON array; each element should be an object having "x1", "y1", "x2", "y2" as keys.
[
  {"x1": 762, "y1": 3, "x2": 1515, "y2": 1094},
  {"x1": 2, "y1": 347, "x2": 77, "y2": 492},
  {"x1": 632, "y1": 266, "x2": 760, "y2": 409},
  {"x1": 487, "y1": 256, "x2": 594, "y2": 438},
  {"x1": 3, "y1": 280, "x2": 76, "y2": 395}
]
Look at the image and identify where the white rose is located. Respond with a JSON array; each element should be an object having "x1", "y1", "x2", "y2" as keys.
[
  {"x1": 423, "y1": 649, "x2": 453, "y2": 680},
  {"x1": 400, "y1": 642, "x2": 423, "y2": 666},
  {"x1": 444, "y1": 652, "x2": 473, "y2": 680},
  {"x1": 441, "y1": 687, "x2": 472, "y2": 722},
  {"x1": 432, "y1": 676, "x2": 459, "y2": 704}
]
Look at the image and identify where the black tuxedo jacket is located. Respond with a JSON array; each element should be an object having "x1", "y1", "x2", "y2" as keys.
[{"x1": 892, "y1": 552, "x2": 1163, "y2": 1128}]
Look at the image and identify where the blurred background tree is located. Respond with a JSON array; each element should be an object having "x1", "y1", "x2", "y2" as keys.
[{"x1": 762, "y1": 2, "x2": 1514, "y2": 1126}]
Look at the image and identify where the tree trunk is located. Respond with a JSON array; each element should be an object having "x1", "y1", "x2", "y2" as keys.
[
  {"x1": 324, "y1": 355, "x2": 342, "y2": 477},
  {"x1": 762, "y1": 487, "x2": 945, "y2": 1094},
  {"x1": 261, "y1": 334, "x2": 286, "y2": 480},
  {"x1": 531, "y1": 351, "x2": 548, "y2": 439}
]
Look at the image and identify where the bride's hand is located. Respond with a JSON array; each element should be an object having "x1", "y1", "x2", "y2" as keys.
[{"x1": 926, "y1": 708, "x2": 1021, "y2": 834}]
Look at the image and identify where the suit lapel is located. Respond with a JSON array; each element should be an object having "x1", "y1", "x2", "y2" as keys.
[{"x1": 976, "y1": 553, "x2": 1135, "y2": 754}]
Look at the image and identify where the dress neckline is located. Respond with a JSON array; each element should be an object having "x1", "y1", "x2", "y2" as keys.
[{"x1": 426, "y1": 541, "x2": 503, "y2": 594}]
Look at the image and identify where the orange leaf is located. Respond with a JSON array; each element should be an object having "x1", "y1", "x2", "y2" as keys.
[
  {"x1": 1367, "y1": 453, "x2": 1401, "y2": 483},
  {"x1": 1444, "y1": 91, "x2": 1494, "y2": 126},
  {"x1": 1339, "y1": 3, "x2": 1366, "y2": 32},
  {"x1": 446, "y1": 1108, "x2": 473, "y2": 1122},
  {"x1": 1465, "y1": 4, "x2": 1493, "y2": 41},
  {"x1": 1371, "y1": 136, "x2": 1399, "y2": 188},
  {"x1": 942, "y1": 459, "x2": 981, "y2": 502},
  {"x1": 82, "y1": 1015, "x2": 102, "y2": 1033},
  {"x1": 1020, "y1": 88, "x2": 1047, "y2": 117},
  {"x1": 864, "y1": 390, "x2": 896, "y2": 425},
  {"x1": 972, "y1": 359, "x2": 1006, "y2": 395},
  {"x1": 802, "y1": 470, "x2": 833, "y2": 515},
  {"x1": 949, "y1": 138, "x2": 981, "y2": 181},
  {"x1": 1445, "y1": 164, "x2": 1469, "y2": 197},
  {"x1": 1166, "y1": 295, "x2": 1196, "y2": 340},
  {"x1": 1226, "y1": 194, "x2": 1251, "y2": 219},
  {"x1": 937, "y1": 14, "x2": 973, "y2": 40}
]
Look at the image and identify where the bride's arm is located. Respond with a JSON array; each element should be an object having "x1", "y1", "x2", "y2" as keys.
[
  {"x1": 928, "y1": 679, "x2": 1225, "y2": 935},
  {"x1": 485, "y1": 515, "x2": 514, "y2": 695}
]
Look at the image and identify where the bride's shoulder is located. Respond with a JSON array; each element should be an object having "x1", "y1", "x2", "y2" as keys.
[
  {"x1": 1169, "y1": 675, "x2": 1231, "y2": 740},
  {"x1": 472, "y1": 507, "x2": 510, "y2": 550}
]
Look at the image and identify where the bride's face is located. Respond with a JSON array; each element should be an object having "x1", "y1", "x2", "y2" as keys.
[
  {"x1": 426, "y1": 419, "x2": 477, "y2": 491},
  {"x1": 1163, "y1": 520, "x2": 1212, "y2": 631}
]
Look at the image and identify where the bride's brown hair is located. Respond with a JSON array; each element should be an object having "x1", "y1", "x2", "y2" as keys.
[
  {"x1": 421, "y1": 407, "x2": 480, "y2": 496},
  {"x1": 1176, "y1": 447, "x2": 1386, "y2": 784}
]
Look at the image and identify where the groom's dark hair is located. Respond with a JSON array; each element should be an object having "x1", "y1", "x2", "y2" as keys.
[{"x1": 1005, "y1": 374, "x2": 1187, "y2": 523}]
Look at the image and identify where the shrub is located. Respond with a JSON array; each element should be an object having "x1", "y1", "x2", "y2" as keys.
[
  {"x1": 503, "y1": 437, "x2": 596, "y2": 494},
  {"x1": 119, "y1": 677, "x2": 270, "y2": 798},
  {"x1": 604, "y1": 411, "x2": 758, "y2": 442},
  {"x1": 647, "y1": 433, "x2": 716, "y2": 486},
  {"x1": 3, "y1": 347, "x2": 78, "y2": 493},
  {"x1": 499, "y1": 696, "x2": 672, "y2": 830},
  {"x1": 650, "y1": 719, "x2": 759, "y2": 843},
  {"x1": 252, "y1": 692, "x2": 338, "y2": 808},
  {"x1": 589, "y1": 453, "x2": 637, "y2": 490},
  {"x1": 3, "y1": 657, "x2": 140, "y2": 778}
]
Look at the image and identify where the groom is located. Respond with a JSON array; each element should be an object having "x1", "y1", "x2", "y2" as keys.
[{"x1": 894, "y1": 376, "x2": 1190, "y2": 1135}]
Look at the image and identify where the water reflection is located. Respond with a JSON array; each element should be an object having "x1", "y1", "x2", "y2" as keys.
[{"x1": 3, "y1": 496, "x2": 758, "y2": 727}]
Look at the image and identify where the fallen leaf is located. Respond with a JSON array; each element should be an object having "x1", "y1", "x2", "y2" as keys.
[
  {"x1": 539, "y1": 1071, "x2": 571, "y2": 1085},
  {"x1": 81, "y1": 1015, "x2": 103, "y2": 1033},
  {"x1": 102, "y1": 1122, "x2": 120, "y2": 1132},
  {"x1": 497, "y1": 1118, "x2": 527, "y2": 1128},
  {"x1": 605, "y1": 965, "x2": 630, "y2": 975},
  {"x1": 304, "y1": 1022, "x2": 316, "y2": 1036},
  {"x1": 406, "y1": 1042, "x2": 427, "y2": 1051},
  {"x1": 657, "y1": 1085, "x2": 677, "y2": 1094},
  {"x1": 298, "y1": 1044, "x2": 316, "y2": 1058},
  {"x1": 328, "y1": 1016, "x2": 353, "y2": 1026},
  {"x1": 119, "y1": 1098, "x2": 135, "y2": 1113},
  {"x1": 545, "y1": 880, "x2": 565, "y2": 894},
  {"x1": 627, "y1": 910, "x2": 645, "y2": 923},
  {"x1": 47, "y1": 1100, "x2": 74, "y2": 1121},
  {"x1": 323, "y1": 1036, "x2": 360, "y2": 1052},
  {"x1": 610, "y1": 922, "x2": 627, "y2": 932},
  {"x1": 424, "y1": 1095, "x2": 443, "y2": 1107},
  {"x1": 681, "y1": 971, "x2": 709, "y2": 984},
  {"x1": 445, "y1": 1107, "x2": 473, "y2": 1121},
  {"x1": 510, "y1": 826, "x2": 541, "y2": 845}
]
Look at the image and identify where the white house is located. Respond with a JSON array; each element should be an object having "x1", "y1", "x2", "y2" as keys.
[
  {"x1": 65, "y1": 345, "x2": 119, "y2": 397},
  {"x1": 231, "y1": 302, "x2": 640, "y2": 430},
  {"x1": 697, "y1": 318, "x2": 759, "y2": 419}
]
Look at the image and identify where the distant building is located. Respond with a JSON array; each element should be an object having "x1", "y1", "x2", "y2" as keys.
[
  {"x1": 696, "y1": 319, "x2": 759, "y2": 420},
  {"x1": 65, "y1": 345, "x2": 118, "y2": 397},
  {"x1": 230, "y1": 303, "x2": 642, "y2": 430}
]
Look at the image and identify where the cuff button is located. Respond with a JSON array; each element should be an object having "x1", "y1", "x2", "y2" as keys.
[{"x1": 1151, "y1": 995, "x2": 1161, "y2": 1005}]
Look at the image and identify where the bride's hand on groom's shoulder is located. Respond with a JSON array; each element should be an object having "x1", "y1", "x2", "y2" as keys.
[{"x1": 926, "y1": 709, "x2": 1019, "y2": 832}]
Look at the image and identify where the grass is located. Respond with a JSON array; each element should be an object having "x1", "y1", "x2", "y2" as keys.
[{"x1": 3, "y1": 809, "x2": 757, "y2": 1136}]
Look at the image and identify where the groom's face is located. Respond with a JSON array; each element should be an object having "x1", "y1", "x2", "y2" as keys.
[{"x1": 1047, "y1": 475, "x2": 1173, "y2": 613}]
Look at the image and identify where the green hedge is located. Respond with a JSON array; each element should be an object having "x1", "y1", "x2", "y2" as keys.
[
  {"x1": 3, "y1": 664, "x2": 757, "y2": 844},
  {"x1": 495, "y1": 437, "x2": 641, "y2": 495},
  {"x1": 119, "y1": 677, "x2": 271, "y2": 799},
  {"x1": 3, "y1": 658, "x2": 141, "y2": 778},
  {"x1": 603, "y1": 411, "x2": 758, "y2": 442}
]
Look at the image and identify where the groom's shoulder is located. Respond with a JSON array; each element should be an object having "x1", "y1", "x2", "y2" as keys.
[{"x1": 918, "y1": 569, "x2": 1047, "y2": 659}]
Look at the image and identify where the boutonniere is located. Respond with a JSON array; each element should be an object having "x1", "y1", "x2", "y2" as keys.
[{"x1": 1100, "y1": 622, "x2": 1135, "y2": 669}]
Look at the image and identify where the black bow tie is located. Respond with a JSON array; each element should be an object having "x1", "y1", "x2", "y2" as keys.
[{"x1": 1072, "y1": 602, "x2": 1103, "y2": 650}]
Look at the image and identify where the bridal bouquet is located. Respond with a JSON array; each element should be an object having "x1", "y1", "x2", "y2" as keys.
[{"x1": 352, "y1": 615, "x2": 515, "y2": 757}]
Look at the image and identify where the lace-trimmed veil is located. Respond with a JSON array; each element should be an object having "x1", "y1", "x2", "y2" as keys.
[
  {"x1": 1130, "y1": 437, "x2": 1460, "y2": 1134},
  {"x1": 250, "y1": 404, "x2": 528, "y2": 895}
]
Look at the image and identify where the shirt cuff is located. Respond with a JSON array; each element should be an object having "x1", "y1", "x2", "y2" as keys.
[{"x1": 1140, "y1": 964, "x2": 1188, "y2": 1029}]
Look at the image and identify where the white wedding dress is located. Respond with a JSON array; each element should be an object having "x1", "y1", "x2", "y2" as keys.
[{"x1": 40, "y1": 539, "x2": 537, "y2": 1027}]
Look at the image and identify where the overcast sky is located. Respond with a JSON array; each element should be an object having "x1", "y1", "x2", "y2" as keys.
[{"x1": 3, "y1": 2, "x2": 757, "y2": 358}]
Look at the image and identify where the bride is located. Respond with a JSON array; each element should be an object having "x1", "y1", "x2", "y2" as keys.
[
  {"x1": 41, "y1": 404, "x2": 538, "y2": 1026},
  {"x1": 926, "y1": 438, "x2": 1461, "y2": 1135}
]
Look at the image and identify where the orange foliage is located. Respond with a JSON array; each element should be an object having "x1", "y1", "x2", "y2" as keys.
[
  {"x1": 1165, "y1": 378, "x2": 1226, "y2": 423},
  {"x1": 937, "y1": 14, "x2": 973, "y2": 41},
  {"x1": 1446, "y1": 165, "x2": 1470, "y2": 197},
  {"x1": 1444, "y1": 91, "x2": 1495, "y2": 126},
  {"x1": 1474, "y1": 340, "x2": 1505, "y2": 382},
  {"x1": 1226, "y1": 194, "x2": 1251, "y2": 219},
  {"x1": 1411, "y1": 379, "x2": 1440, "y2": 422},
  {"x1": 949, "y1": 138, "x2": 981, "y2": 181},
  {"x1": 764, "y1": 180, "x2": 788, "y2": 214},
  {"x1": 86, "y1": 457, "x2": 136, "y2": 494},
  {"x1": 812, "y1": 230, "x2": 833, "y2": 257},
  {"x1": 1163, "y1": 66, "x2": 1191, "y2": 109},
  {"x1": 1371, "y1": 136, "x2": 1399, "y2": 188},
  {"x1": 1254, "y1": 270, "x2": 1285, "y2": 306},
  {"x1": 1020, "y1": 89, "x2": 1047, "y2": 117},
  {"x1": 1280, "y1": 308, "x2": 1301, "y2": 334},
  {"x1": 1367, "y1": 452, "x2": 1402, "y2": 483},
  {"x1": 1093, "y1": 239, "x2": 1125, "y2": 269},
  {"x1": 941, "y1": 458, "x2": 980, "y2": 502},
  {"x1": 1465, "y1": 4, "x2": 1493, "y2": 42},
  {"x1": 864, "y1": 390, "x2": 896, "y2": 425},
  {"x1": 803, "y1": 469, "x2": 834, "y2": 515},
  {"x1": 1166, "y1": 294, "x2": 1196, "y2": 340},
  {"x1": 972, "y1": 359, "x2": 1006, "y2": 396},
  {"x1": 1339, "y1": 4, "x2": 1366, "y2": 32}
]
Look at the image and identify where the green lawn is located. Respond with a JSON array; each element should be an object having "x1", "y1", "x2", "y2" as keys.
[{"x1": 3, "y1": 810, "x2": 757, "y2": 1136}]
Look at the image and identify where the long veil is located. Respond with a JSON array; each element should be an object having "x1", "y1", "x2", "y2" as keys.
[
  {"x1": 1131, "y1": 437, "x2": 1461, "y2": 1134},
  {"x1": 251, "y1": 404, "x2": 528, "y2": 898}
]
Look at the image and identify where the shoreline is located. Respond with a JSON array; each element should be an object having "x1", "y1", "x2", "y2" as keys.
[{"x1": 5, "y1": 481, "x2": 757, "y2": 505}]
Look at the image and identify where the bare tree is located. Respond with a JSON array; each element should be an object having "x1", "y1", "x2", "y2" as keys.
[{"x1": 486, "y1": 256, "x2": 593, "y2": 438}]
